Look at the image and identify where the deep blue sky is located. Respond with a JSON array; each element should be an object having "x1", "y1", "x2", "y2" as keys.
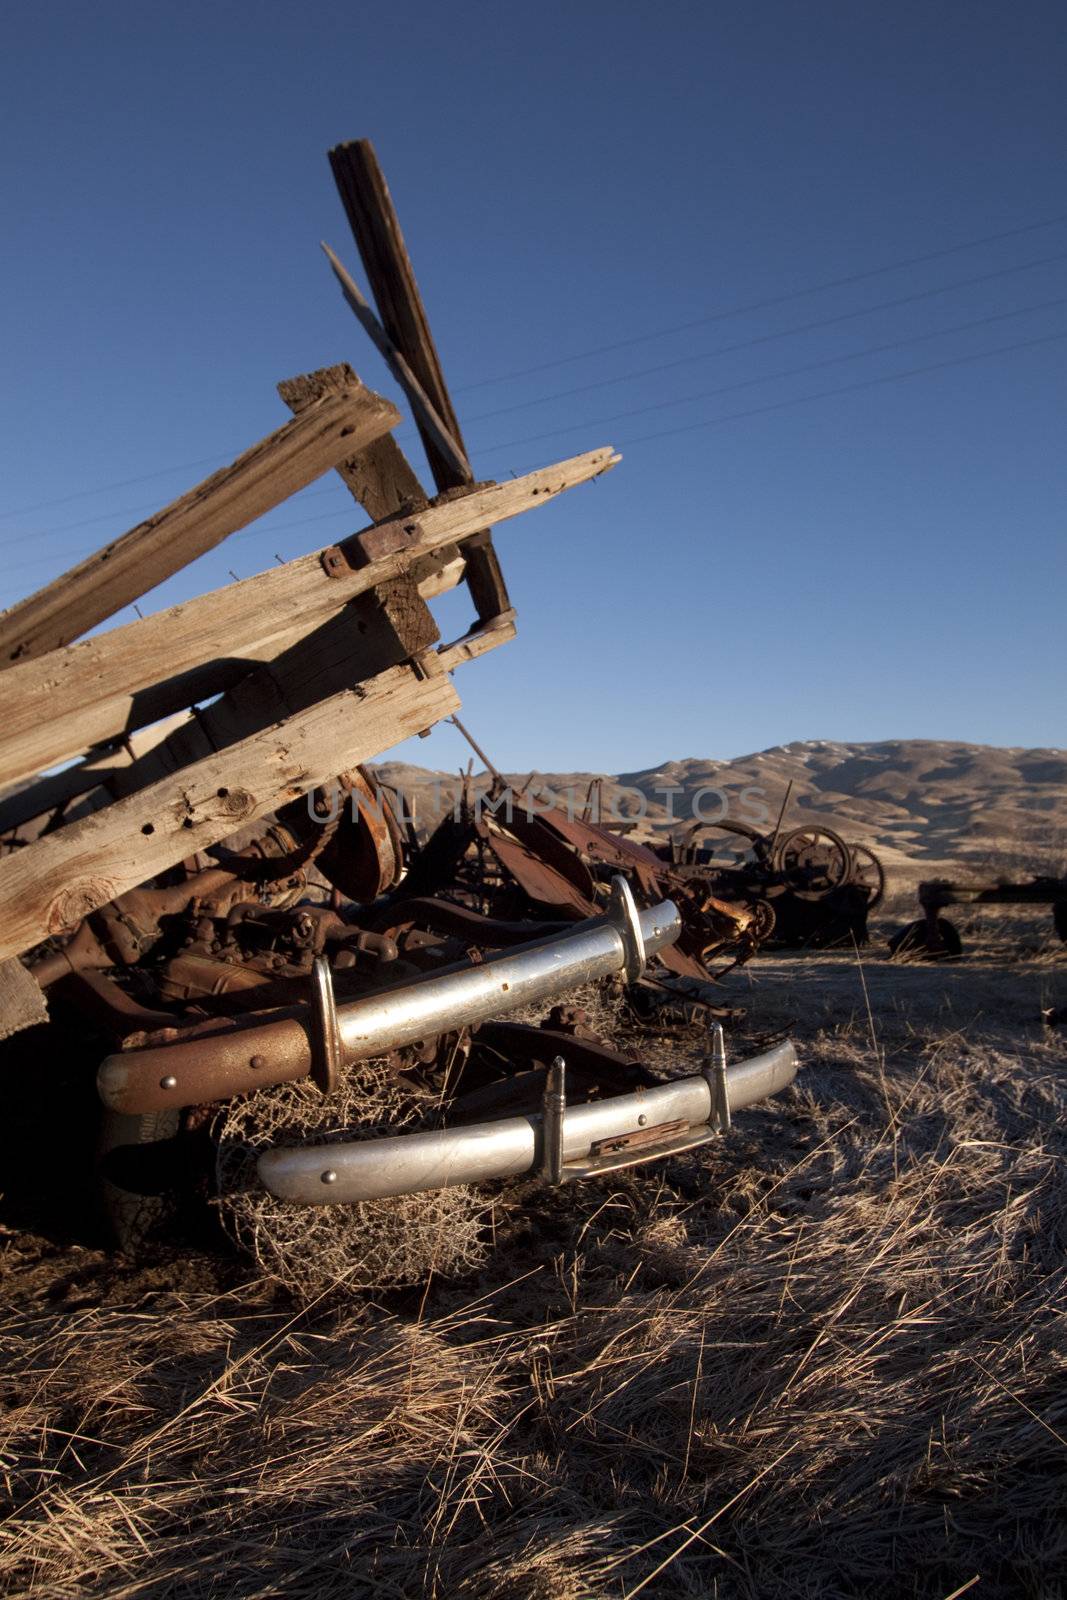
[{"x1": 2, "y1": 1, "x2": 1064, "y2": 774}]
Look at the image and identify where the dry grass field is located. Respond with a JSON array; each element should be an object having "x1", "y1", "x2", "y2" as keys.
[{"x1": 1, "y1": 892, "x2": 1064, "y2": 1599}]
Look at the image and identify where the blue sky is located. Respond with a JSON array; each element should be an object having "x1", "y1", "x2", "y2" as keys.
[{"x1": 1, "y1": 0, "x2": 1064, "y2": 774}]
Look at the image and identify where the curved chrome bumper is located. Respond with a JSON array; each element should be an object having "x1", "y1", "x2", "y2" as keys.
[{"x1": 257, "y1": 1039, "x2": 798, "y2": 1204}]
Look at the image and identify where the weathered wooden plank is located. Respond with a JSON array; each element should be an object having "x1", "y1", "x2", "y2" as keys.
[
  {"x1": 277, "y1": 363, "x2": 425, "y2": 520},
  {"x1": 436, "y1": 612, "x2": 517, "y2": 673},
  {"x1": 0, "y1": 448, "x2": 618, "y2": 790},
  {"x1": 327, "y1": 140, "x2": 511, "y2": 620},
  {"x1": 278, "y1": 362, "x2": 463, "y2": 602},
  {"x1": 0, "y1": 663, "x2": 459, "y2": 964},
  {"x1": 278, "y1": 366, "x2": 447, "y2": 646},
  {"x1": 322, "y1": 245, "x2": 470, "y2": 481},
  {"x1": 0, "y1": 713, "x2": 193, "y2": 838},
  {"x1": 95, "y1": 583, "x2": 439, "y2": 804},
  {"x1": 329, "y1": 141, "x2": 469, "y2": 477},
  {"x1": 0, "y1": 382, "x2": 401, "y2": 666}
]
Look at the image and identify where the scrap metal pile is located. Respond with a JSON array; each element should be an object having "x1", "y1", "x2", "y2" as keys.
[{"x1": 0, "y1": 139, "x2": 797, "y2": 1250}]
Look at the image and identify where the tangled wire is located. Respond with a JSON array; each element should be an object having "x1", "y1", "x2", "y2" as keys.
[{"x1": 213, "y1": 1061, "x2": 488, "y2": 1299}]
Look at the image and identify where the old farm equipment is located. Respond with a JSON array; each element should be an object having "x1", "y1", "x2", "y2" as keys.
[
  {"x1": 0, "y1": 140, "x2": 797, "y2": 1251},
  {"x1": 657, "y1": 815, "x2": 886, "y2": 948},
  {"x1": 380, "y1": 723, "x2": 768, "y2": 986},
  {"x1": 889, "y1": 876, "x2": 1067, "y2": 959}
]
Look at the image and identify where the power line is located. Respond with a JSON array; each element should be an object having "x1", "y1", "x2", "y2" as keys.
[
  {"x1": 615, "y1": 327, "x2": 1067, "y2": 450},
  {"x1": 8, "y1": 248, "x2": 1055, "y2": 552},
  {"x1": 0, "y1": 500, "x2": 362, "y2": 583},
  {"x1": 452, "y1": 250, "x2": 1067, "y2": 429},
  {"x1": 450, "y1": 210, "x2": 1067, "y2": 393},
  {"x1": 4, "y1": 326, "x2": 1060, "y2": 610},
  {"x1": 466, "y1": 294, "x2": 1067, "y2": 455},
  {"x1": 0, "y1": 451, "x2": 231, "y2": 526},
  {"x1": 2, "y1": 208, "x2": 1065, "y2": 528}
]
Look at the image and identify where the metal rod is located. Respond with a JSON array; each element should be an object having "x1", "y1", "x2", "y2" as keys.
[
  {"x1": 541, "y1": 1055, "x2": 567, "y2": 1185},
  {"x1": 708, "y1": 1022, "x2": 731, "y2": 1131},
  {"x1": 321, "y1": 242, "x2": 471, "y2": 481},
  {"x1": 767, "y1": 779, "x2": 794, "y2": 859}
]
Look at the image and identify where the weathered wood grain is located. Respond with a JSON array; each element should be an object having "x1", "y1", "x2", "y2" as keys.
[
  {"x1": 0, "y1": 382, "x2": 401, "y2": 666},
  {"x1": 94, "y1": 584, "x2": 439, "y2": 805},
  {"x1": 327, "y1": 140, "x2": 511, "y2": 620},
  {"x1": 0, "y1": 448, "x2": 618, "y2": 790},
  {"x1": 277, "y1": 363, "x2": 426, "y2": 520},
  {"x1": 0, "y1": 664, "x2": 458, "y2": 963},
  {"x1": 328, "y1": 141, "x2": 470, "y2": 481},
  {"x1": 321, "y1": 245, "x2": 470, "y2": 482}
]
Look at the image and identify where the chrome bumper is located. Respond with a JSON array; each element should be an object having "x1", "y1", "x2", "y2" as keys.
[
  {"x1": 98, "y1": 877, "x2": 681, "y2": 1114},
  {"x1": 257, "y1": 1038, "x2": 798, "y2": 1204}
]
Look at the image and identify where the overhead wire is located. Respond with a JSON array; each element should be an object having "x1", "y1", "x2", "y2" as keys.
[
  {"x1": 449, "y1": 209, "x2": 1067, "y2": 392},
  {"x1": 2, "y1": 207, "x2": 1065, "y2": 527},
  {"x1": 463, "y1": 293, "x2": 1067, "y2": 456}
]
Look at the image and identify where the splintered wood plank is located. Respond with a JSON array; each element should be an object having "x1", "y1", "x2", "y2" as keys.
[
  {"x1": 279, "y1": 362, "x2": 463, "y2": 602},
  {"x1": 0, "y1": 447, "x2": 618, "y2": 790},
  {"x1": 328, "y1": 141, "x2": 469, "y2": 481},
  {"x1": 0, "y1": 713, "x2": 193, "y2": 838},
  {"x1": 0, "y1": 663, "x2": 459, "y2": 963},
  {"x1": 277, "y1": 361, "x2": 442, "y2": 646},
  {"x1": 277, "y1": 363, "x2": 426, "y2": 520},
  {"x1": 0, "y1": 382, "x2": 401, "y2": 666},
  {"x1": 93, "y1": 583, "x2": 439, "y2": 805},
  {"x1": 327, "y1": 140, "x2": 511, "y2": 619}
]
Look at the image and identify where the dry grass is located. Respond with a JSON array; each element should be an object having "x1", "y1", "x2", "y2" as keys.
[{"x1": 1, "y1": 946, "x2": 1065, "y2": 1599}]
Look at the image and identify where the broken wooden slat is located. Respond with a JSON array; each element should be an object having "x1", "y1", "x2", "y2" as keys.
[
  {"x1": 279, "y1": 363, "x2": 463, "y2": 601},
  {"x1": 0, "y1": 663, "x2": 459, "y2": 964},
  {"x1": 0, "y1": 712, "x2": 193, "y2": 838},
  {"x1": 93, "y1": 584, "x2": 440, "y2": 806},
  {"x1": 277, "y1": 363, "x2": 425, "y2": 521},
  {"x1": 329, "y1": 140, "x2": 470, "y2": 479},
  {"x1": 321, "y1": 245, "x2": 470, "y2": 481},
  {"x1": 278, "y1": 362, "x2": 464, "y2": 602},
  {"x1": 0, "y1": 381, "x2": 401, "y2": 666},
  {"x1": 278, "y1": 360, "x2": 444, "y2": 659},
  {"x1": 0, "y1": 448, "x2": 618, "y2": 790},
  {"x1": 327, "y1": 139, "x2": 511, "y2": 621},
  {"x1": 436, "y1": 612, "x2": 517, "y2": 673}
]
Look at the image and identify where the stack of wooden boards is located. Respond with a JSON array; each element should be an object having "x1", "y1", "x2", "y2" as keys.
[{"x1": 0, "y1": 137, "x2": 619, "y2": 1025}]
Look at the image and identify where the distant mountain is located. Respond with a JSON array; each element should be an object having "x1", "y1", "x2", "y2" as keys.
[{"x1": 374, "y1": 740, "x2": 1067, "y2": 881}]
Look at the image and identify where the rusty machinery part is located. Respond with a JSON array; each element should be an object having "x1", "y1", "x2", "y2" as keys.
[
  {"x1": 848, "y1": 844, "x2": 886, "y2": 910},
  {"x1": 771, "y1": 826, "x2": 852, "y2": 895},
  {"x1": 478, "y1": 813, "x2": 599, "y2": 917},
  {"x1": 748, "y1": 897, "x2": 777, "y2": 943},
  {"x1": 96, "y1": 889, "x2": 681, "y2": 1116},
  {"x1": 889, "y1": 875, "x2": 1067, "y2": 960},
  {"x1": 302, "y1": 766, "x2": 405, "y2": 903},
  {"x1": 446, "y1": 1018, "x2": 659, "y2": 1120},
  {"x1": 155, "y1": 906, "x2": 400, "y2": 1008},
  {"x1": 663, "y1": 817, "x2": 770, "y2": 869},
  {"x1": 368, "y1": 895, "x2": 573, "y2": 949}
]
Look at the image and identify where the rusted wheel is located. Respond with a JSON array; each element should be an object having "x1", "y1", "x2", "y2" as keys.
[
  {"x1": 772, "y1": 826, "x2": 852, "y2": 895},
  {"x1": 849, "y1": 844, "x2": 885, "y2": 910},
  {"x1": 749, "y1": 898, "x2": 777, "y2": 943}
]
